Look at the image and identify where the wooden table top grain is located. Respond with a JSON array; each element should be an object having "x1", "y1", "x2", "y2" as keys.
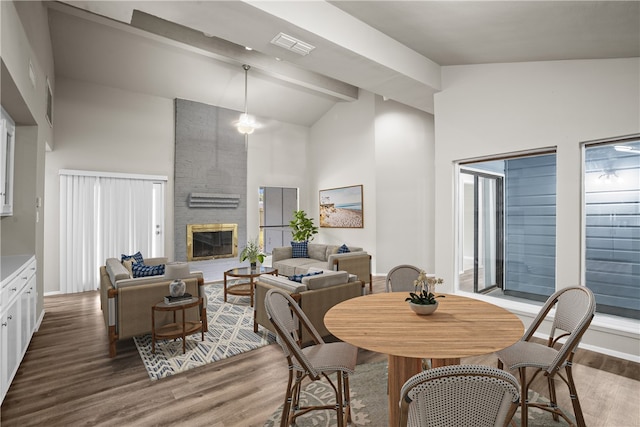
[{"x1": 325, "y1": 292, "x2": 524, "y2": 360}]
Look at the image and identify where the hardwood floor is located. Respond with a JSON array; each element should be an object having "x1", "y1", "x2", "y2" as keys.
[{"x1": 2, "y1": 277, "x2": 639, "y2": 426}]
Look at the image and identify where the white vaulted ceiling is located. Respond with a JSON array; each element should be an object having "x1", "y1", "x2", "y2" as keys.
[{"x1": 48, "y1": 1, "x2": 640, "y2": 126}]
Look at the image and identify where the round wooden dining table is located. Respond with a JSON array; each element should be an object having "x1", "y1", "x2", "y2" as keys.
[{"x1": 324, "y1": 292, "x2": 524, "y2": 426}]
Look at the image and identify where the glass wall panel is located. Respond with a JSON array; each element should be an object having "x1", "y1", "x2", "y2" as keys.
[
  {"x1": 458, "y1": 153, "x2": 556, "y2": 302},
  {"x1": 584, "y1": 140, "x2": 640, "y2": 319},
  {"x1": 504, "y1": 154, "x2": 557, "y2": 300}
]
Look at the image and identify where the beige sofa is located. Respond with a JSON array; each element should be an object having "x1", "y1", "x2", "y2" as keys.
[
  {"x1": 271, "y1": 243, "x2": 373, "y2": 292},
  {"x1": 254, "y1": 270, "x2": 363, "y2": 344},
  {"x1": 99, "y1": 257, "x2": 205, "y2": 357}
]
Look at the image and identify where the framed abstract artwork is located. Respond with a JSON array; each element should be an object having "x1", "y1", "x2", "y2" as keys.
[{"x1": 319, "y1": 185, "x2": 363, "y2": 228}]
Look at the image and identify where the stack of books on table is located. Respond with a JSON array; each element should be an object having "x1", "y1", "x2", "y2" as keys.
[{"x1": 164, "y1": 293, "x2": 193, "y2": 305}]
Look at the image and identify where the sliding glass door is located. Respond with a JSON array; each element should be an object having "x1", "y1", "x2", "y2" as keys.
[
  {"x1": 458, "y1": 153, "x2": 557, "y2": 302},
  {"x1": 459, "y1": 168, "x2": 504, "y2": 294}
]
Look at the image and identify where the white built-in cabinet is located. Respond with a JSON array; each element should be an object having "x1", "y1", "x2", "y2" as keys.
[
  {"x1": 1, "y1": 106, "x2": 16, "y2": 216},
  {"x1": 1, "y1": 255, "x2": 37, "y2": 404}
]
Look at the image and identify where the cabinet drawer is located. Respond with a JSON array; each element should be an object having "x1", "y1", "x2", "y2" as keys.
[
  {"x1": 1, "y1": 258, "x2": 36, "y2": 307},
  {"x1": 21, "y1": 259, "x2": 37, "y2": 283},
  {"x1": 1, "y1": 280, "x2": 20, "y2": 308}
]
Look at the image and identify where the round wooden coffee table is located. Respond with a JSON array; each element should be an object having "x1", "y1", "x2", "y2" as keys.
[{"x1": 224, "y1": 266, "x2": 278, "y2": 307}]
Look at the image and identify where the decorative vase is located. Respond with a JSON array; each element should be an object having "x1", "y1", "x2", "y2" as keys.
[
  {"x1": 408, "y1": 301, "x2": 438, "y2": 315},
  {"x1": 169, "y1": 279, "x2": 186, "y2": 297},
  {"x1": 250, "y1": 261, "x2": 257, "y2": 270}
]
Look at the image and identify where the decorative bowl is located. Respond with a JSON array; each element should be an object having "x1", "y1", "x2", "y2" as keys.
[{"x1": 408, "y1": 301, "x2": 438, "y2": 315}]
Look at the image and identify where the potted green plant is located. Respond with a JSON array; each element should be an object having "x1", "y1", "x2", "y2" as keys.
[
  {"x1": 289, "y1": 210, "x2": 319, "y2": 242},
  {"x1": 239, "y1": 237, "x2": 265, "y2": 269},
  {"x1": 405, "y1": 270, "x2": 444, "y2": 315}
]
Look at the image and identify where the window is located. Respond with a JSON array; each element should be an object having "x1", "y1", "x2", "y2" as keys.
[
  {"x1": 458, "y1": 152, "x2": 557, "y2": 302},
  {"x1": 260, "y1": 187, "x2": 298, "y2": 254},
  {"x1": 584, "y1": 138, "x2": 640, "y2": 319}
]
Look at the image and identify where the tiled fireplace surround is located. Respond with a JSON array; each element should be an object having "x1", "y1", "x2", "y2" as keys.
[{"x1": 174, "y1": 99, "x2": 247, "y2": 262}]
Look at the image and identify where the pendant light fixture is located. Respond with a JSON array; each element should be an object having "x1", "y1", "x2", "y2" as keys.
[{"x1": 235, "y1": 64, "x2": 258, "y2": 135}]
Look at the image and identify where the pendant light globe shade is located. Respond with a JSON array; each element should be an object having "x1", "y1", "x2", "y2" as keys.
[
  {"x1": 236, "y1": 113, "x2": 256, "y2": 135},
  {"x1": 235, "y1": 64, "x2": 258, "y2": 135}
]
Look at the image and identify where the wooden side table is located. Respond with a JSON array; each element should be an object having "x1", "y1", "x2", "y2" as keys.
[
  {"x1": 151, "y1": 297, "x2": 207, "y2": 354},
  {"x1": 224, "y1": 266, "x2": 278, "y2": 307}
]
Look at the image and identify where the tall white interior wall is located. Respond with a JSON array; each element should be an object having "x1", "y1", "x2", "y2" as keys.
[
  {"x1": 309, "y1": 91, "x2": 378, "y2": 272},
  {"x1": 309, "y1": 90, "x2": 436, "y2": 276},
  {"x1": 434, "y1": 58, "x2": 640, "y2": 359},
  {"x1": 374, "y1": 96, "x2": 435, "y2": 274}
]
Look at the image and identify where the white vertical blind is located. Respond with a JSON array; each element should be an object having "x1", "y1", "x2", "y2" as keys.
[
  {"x1": 60, "y1": 175, "x2": 98, "y2": 294},
  {"x1": 59, "y1": 170, "x2": 165, "y2": 294}
]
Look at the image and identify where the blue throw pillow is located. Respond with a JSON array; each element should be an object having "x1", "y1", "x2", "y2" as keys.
[
  {"x1": 121, "y1": 251, "x2": 144, "y2": 264},
  {"x1": 132, "y1": 263, "x2": 165, "y2": 278},
  {"x1": 337, "y1": 244, "x2": 350, "y2": 254},
  {"x1": 288, "y1": 271, "x2": 323, "y2": 283},
  {"x1": 291, "y1": 241, "x2": 309, "y2": 258}
]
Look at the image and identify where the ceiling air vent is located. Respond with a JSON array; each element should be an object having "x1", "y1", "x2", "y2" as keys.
[{"x1": 270, "y1": 32, "x2": 315, "y2": 56}]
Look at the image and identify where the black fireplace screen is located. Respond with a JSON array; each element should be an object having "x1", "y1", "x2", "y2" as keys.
[{"x1": 192, "y1": 230, "x2": 234, "y2": 258}]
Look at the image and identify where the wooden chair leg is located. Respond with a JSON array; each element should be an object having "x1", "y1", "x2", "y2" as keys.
[
  {"x1": 566, "y1": 364, "x2": 587, "y2": 427},
  {"x1": 519, "y1": 368, "x2": 528, "y2": 427},
  {"x1": 547, "y1": 375, "x2": 559, "y2": 422},
  {"x1": 108, "y1": 325, "x2": 118, "y2": 358},
  {"x1": 336, "y1": 372, "x2": 344, "y2": 427},
  {"x1": 344, "y1": 372, "x2": 352, "y2": 424},
  {"x1": 280, "y1": 369, "x2": 294, "y2": 427}
]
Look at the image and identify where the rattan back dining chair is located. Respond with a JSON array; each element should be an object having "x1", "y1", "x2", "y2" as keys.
[
  {"x1": 386, "y1": 264, "x2": 422, "y2": 292},
  {"x1": 496, "y1": 286, "x2": 596, "y2": 427},
  {"x1": 264, "y1": 288, "x2": 358, "y2": 427},
  {"x1": 399, "y1": 364, "x2": 520, "y2": 427}
]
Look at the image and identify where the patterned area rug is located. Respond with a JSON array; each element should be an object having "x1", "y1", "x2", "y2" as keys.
[
  {"x1": 264, "y1": 362, "x2": 386, "y2": 427},
  {"x1": 134, "y1": 282, "x2": 274, "y2": 380},
  {"x1": 264, "y1": 361, "x2": 574, "y2": 426}
]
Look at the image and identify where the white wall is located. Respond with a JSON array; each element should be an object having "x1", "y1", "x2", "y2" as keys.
[
  {"x1": 246, "y1": 121, "x2": 310, "y2": 240},
  {"x1": 434, "y1": 58, "x2": 640, "y2": 359},
  {"x1": 44, "y1": 78, "x2": 175, "y2": 293},
  {"x1": 374, "y1": 96, "x2": 435, "y2": 273},
  {"x1": 1, "y1": 0, "x2": 55, "y2": 319},
  {"x1": 309, "y1": 90, "x2": 436, "y2": 276},
  {"x1": 309, "y1": 91, "x2": 378, "y2": 271}
]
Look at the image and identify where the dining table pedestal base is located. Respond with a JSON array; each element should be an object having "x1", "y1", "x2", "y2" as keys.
[{"x1": 388, "y1": 355, "x2": 461, "y2": 425}]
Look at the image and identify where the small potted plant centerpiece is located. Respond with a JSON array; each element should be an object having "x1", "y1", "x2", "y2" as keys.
[
  {"x1": 239, "y1": 237, "x2": 265, "y2": 269},
  {"x1": 405, "y1": 270, "x2": 444, "y2": 315}
]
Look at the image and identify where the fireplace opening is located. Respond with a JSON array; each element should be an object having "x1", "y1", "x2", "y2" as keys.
[{"x1": 187, "y1": 223, "x2": 238, "y2": 261}]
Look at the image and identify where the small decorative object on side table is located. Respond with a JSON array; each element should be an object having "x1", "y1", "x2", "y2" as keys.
[
  {"x1": 224, "y1": 266, "x2": 277, "y2": 307},
  {"x1": 151, "y1": 296, "x2": 207, "y2": 354},
  {"x1": 405, "y1": 270, "x2": 444, "y2": 315},
  {"x1": 169, "y1": 279, "x2": 186, "y2": 297}
]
